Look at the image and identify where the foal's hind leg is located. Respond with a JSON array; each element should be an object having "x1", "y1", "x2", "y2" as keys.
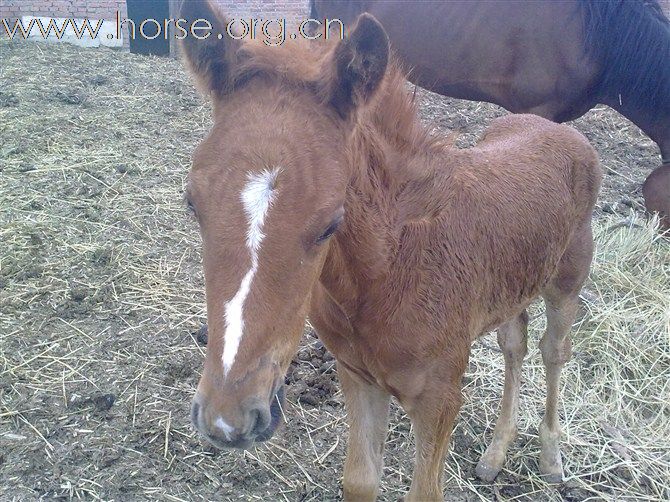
[
  {"x1": 339, "y1": 365, "x2": 391, "y2": 501},
  {"x1": 476, "y1": 311, "x2": 528, "y2": 482},
  {"x1": 539, "y1": 222, "x2": 593, "y2": 482},
  {"x1": 538, "y1": 294, "x2": 577, "y2": 483}
]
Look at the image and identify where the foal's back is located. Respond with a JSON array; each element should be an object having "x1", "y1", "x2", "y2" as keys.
[{"x1": 390, "y1": 114, "x2": 601, "y2": 334}]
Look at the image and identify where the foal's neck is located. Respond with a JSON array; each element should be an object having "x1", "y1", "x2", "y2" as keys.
[{"x1": 325, "y1": 71, "x2": 453, "y2": 292}]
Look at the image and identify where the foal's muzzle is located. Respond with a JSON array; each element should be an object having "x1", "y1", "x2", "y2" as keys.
[{"x1": 191, "y1": 384, "x2": 285, "y2": 449}]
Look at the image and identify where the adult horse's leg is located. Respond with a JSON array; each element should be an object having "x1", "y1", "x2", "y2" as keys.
[
  {"x1": 538, "y1": 219, "x2": 593, "y2": 483},
  {"x1": 600, "y1": 100, "x2": 670, "y2": 229},
  {"x1": 339, "y1": 364, "x2": 391, "y2": 501},
  {"x1": 404, "y1": 355, "x2": 468, "y2": 501},
  {"x1": 642, "y1": 163, "x2": 670, "y2": 231},
  {"x1": 476, "y1": 310, "x2": 529, "y2": 482}
]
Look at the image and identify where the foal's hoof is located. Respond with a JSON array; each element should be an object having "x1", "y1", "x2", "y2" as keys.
[
  {"x1": 475, "y1": 460, "x2": 502, "y2": 483},
  {"x1": 540, "y1": 469, "x2": 564, "y2": 484},
  {"x1": 539, "y1": 452, "x2": 564, "y2": 484},
  {"x1": 476, "y1": 439, "x2": 511, "y2": 482}
]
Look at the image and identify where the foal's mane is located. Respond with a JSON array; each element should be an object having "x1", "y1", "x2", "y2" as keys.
[
  {"x1": 362, "y1": 63, "x2": 449, "y2": 156},
  {"x1": 581, "y1": 0, "x2": 670, "y2": 111},
  {"x1": 231, "y1": 38, "x2": 446, "y2": 157}
]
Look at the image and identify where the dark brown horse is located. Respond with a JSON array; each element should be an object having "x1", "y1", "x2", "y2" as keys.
[
  {"x1": 311, "y1": 0, "x2": 670, "y2": 226},
  {"x1": 179, "y1": 1, "x2": 602, "y2": 499}
]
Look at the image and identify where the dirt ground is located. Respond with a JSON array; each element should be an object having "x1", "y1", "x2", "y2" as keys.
[{"x1": 1, "y1": 40, "x2": 668, "y2": 501}]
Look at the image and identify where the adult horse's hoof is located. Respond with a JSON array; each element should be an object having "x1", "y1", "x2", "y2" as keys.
[{"x1": 642, "y1": 164, "x2": 670, "y2": 231}]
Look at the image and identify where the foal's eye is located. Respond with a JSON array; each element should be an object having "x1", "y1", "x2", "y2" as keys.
[{"x1": 316, "y1": 217, "x2": 342, "y2": 244}]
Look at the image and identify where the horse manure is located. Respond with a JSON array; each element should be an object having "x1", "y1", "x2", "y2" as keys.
[
  {"x1": 69, "y1": 287, "x2": 88, "y2": 302},
  {"x1": 619, "y1": 196, "x2": 635, "y2": 208},
  {"x1": 51, "y1": 88, "x2": 87, "y2": 106},
  {"x1": 89, "y1": 75, "x2": 109, "y2": 86},
  {"x1": 601, "y1": 202, "x2": 619, "y2": 214},
  {"x1": 92, "y1": 393, "x2": 116, "y2": 411},
  {"x1": 0, "y1": 91, "x2": 19, "y2": 108},
  {"x1": 68, "y1": 393, "x2": 115, "y2": 411},
  {"x1": 298, "y1": 374, "x2": 337, "y2": 407},
  {"x1": 298, "y1": 393, "x2": 320, "y2": 406},
  {"x1": 319, "y1": 362, "x2": 335, "y2": 374},
  {"x1": 195, "y1": 324, "x2": 208, "y2": 346}
]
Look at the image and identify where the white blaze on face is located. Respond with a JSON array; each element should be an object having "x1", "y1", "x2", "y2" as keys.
[
  {"x1": 222, "y1": 167, "x2": 281, "y2": 376},
  {"x1": 214, "y1": 416, "x2": 235, "y2": 440}
]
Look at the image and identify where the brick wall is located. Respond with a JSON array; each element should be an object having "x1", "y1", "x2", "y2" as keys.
[
  {"x1": 0, "y1": 0, "x2": 128, "y2": 23},
  {"x1": 0, "y1": 1, "x2": 311, "y2": 27},
  {"x1": 0, "y1": 0, "x2": 129, "y2": 46},
  {"x1": 213, "y1": 0, "x2": 311, "y2": 26},
  {"x1": 0, "y1": 0, "x2": 312, "y2": 49}
]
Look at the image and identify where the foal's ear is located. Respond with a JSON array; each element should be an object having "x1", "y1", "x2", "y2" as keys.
[
  {"x1": 323, "y1": 13, "x2": 389, "y2": 117},
  {"x1": 179, "y1": 0, "x2": 240, "y2": 98}
]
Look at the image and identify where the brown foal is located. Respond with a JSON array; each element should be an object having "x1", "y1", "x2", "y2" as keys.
[{"x1": 179, "y1": 2, "x2": 602, "y2": 500}]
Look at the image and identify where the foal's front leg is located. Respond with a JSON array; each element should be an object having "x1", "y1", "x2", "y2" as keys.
[
  {"x1": 404, "y1": 361, "x2": 467, "y2": 501},
  {"x1": 339, "y1": 365, "x2": 391, "y2": 501}
]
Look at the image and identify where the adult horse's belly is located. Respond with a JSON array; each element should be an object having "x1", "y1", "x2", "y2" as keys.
[{"x1": 364, "y1": 0, "x2": 592, "y2": 112}]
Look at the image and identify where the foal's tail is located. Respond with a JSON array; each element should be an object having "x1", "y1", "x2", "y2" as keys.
[
  {"x1": 580, "y1": 0, "x2": 670, "y2": 112},
  {"x1": 569, "y1": 133, "x2": 602, "y2": 220}
]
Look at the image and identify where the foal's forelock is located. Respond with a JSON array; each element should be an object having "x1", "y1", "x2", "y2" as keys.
[{"x1": 221, "y1": 167, "x2": 282, "y2": 376}]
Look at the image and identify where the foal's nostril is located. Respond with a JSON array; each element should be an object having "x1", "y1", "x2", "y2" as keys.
[
  {"x1": 247, "y1": 408, "x2": 260, "y2": 436},
  {"x1": 248, "y1": 405, "x2": 270, "y2": 436},
  {"x1": 191, "y1": 401, "x2": 201, "y2": 429}
]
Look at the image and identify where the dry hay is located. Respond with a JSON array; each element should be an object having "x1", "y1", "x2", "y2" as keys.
[{"x1": 0, "y1": 40, "x2": 668, "y2": 501}]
